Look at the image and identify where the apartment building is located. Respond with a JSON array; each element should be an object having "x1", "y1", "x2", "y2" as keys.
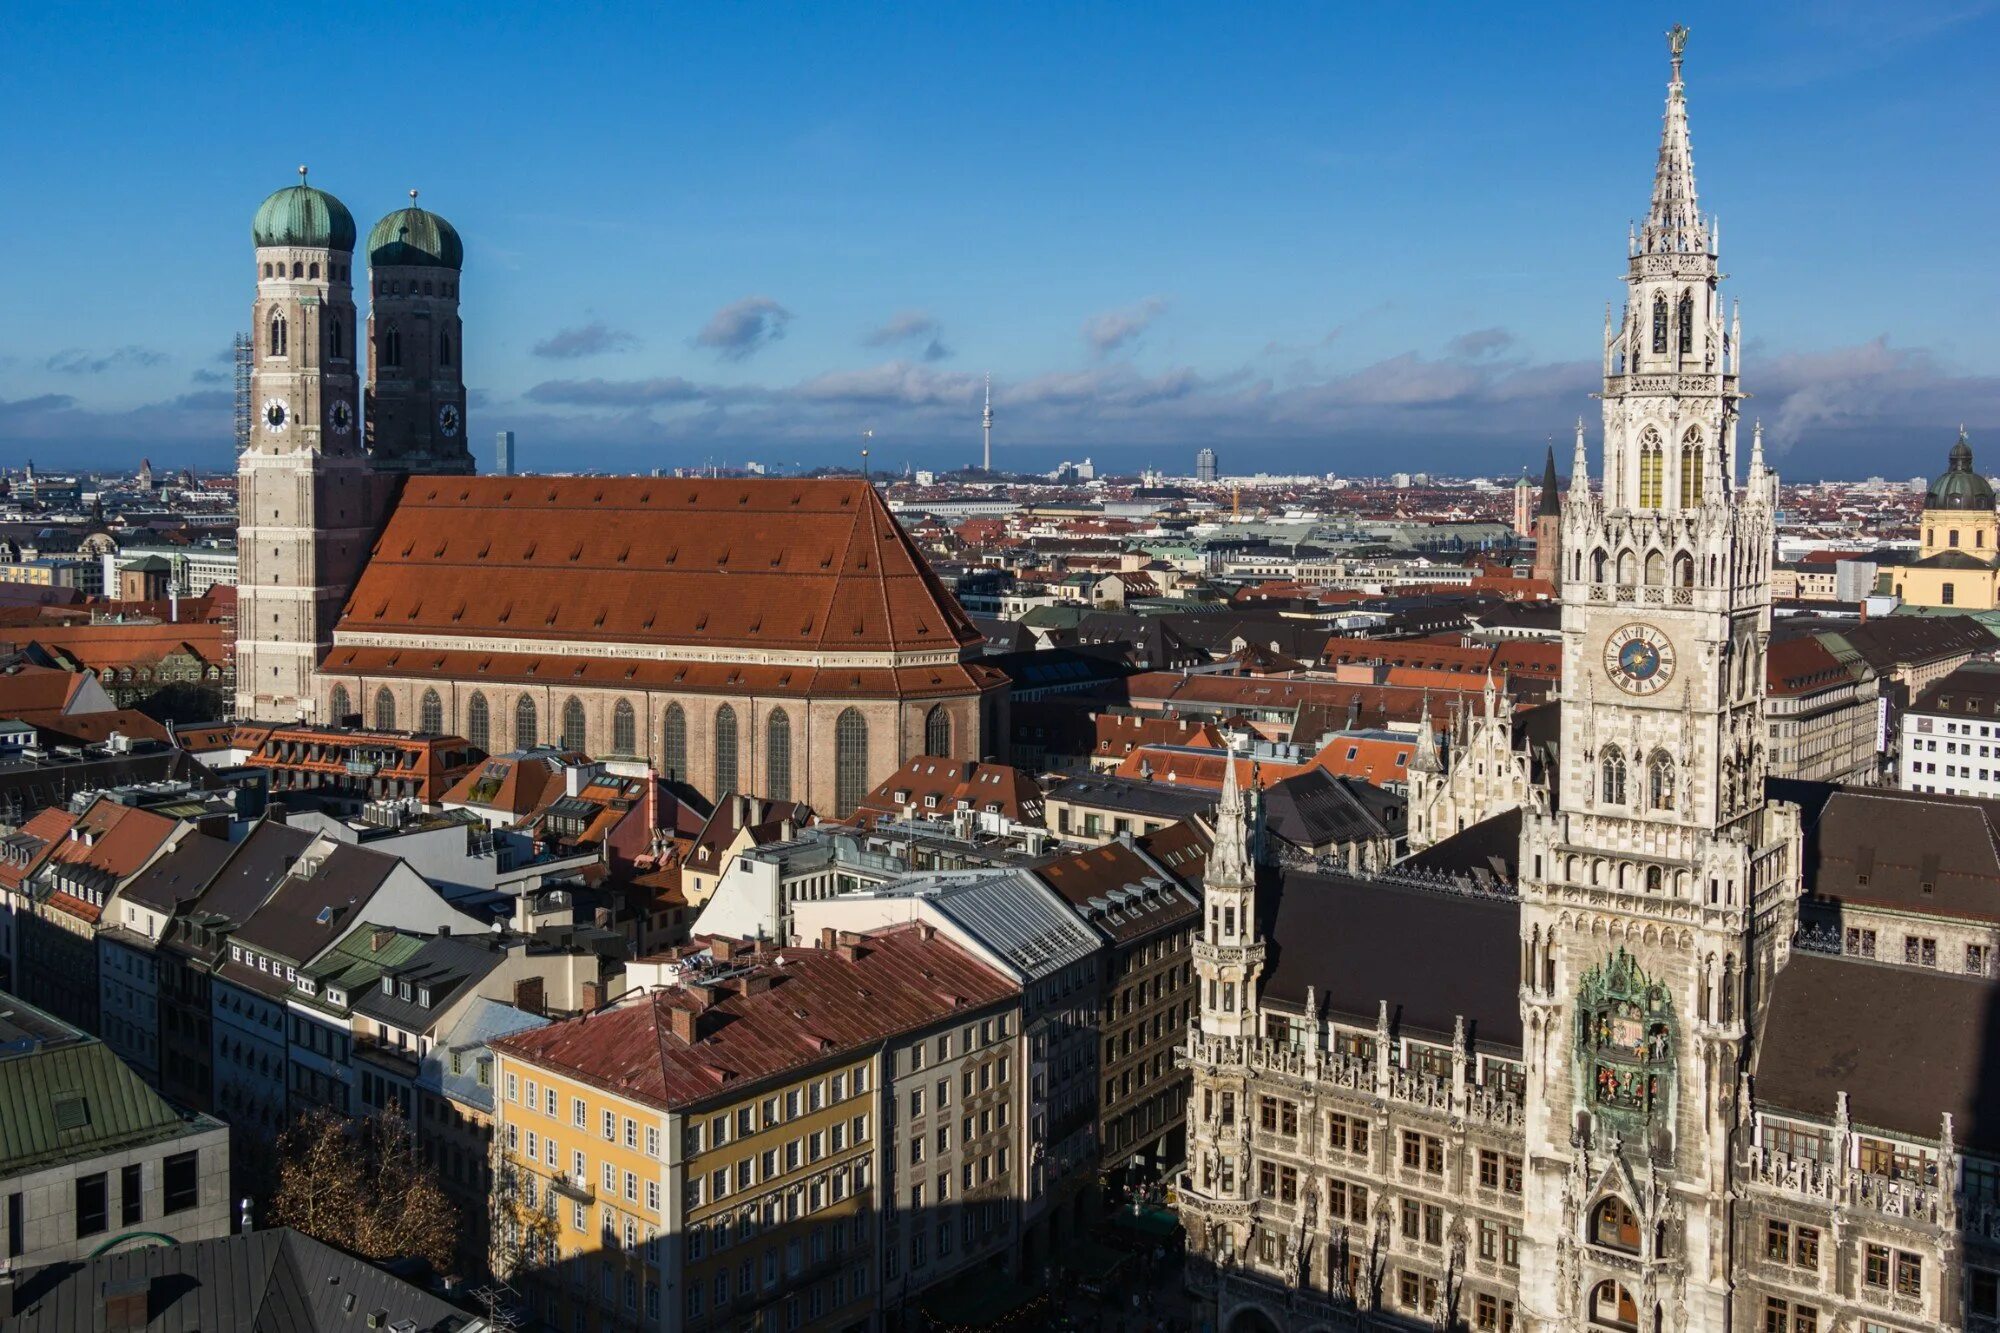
[{"x1": 488, "y1": 926, "x2": 1019, "y2": 1333}]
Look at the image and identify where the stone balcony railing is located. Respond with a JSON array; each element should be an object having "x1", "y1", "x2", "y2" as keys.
[
  {"x1": 1740, "y1": 1148, "x2": 1946, "y2": 1225},
  {"x1": 1183, "y1": 1029, "x2": 1523, "y2": 1128}
]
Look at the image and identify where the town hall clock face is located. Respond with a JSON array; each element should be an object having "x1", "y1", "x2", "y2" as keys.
[{"x1": 1603, "y1": 623, "x2": 1677, "y2": 695}]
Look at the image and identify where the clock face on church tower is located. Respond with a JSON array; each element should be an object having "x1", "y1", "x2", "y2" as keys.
[{"x1": 1603, "y1": 623, "x2": 1677, "y2": 695}]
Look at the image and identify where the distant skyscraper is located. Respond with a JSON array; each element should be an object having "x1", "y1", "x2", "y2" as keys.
[
  {"x1": 1195, "y1": 447, "x2": 1218, "y2": 484},
  {"x1": 496, "y1": 430, "x2": 516, "y2": 476}
]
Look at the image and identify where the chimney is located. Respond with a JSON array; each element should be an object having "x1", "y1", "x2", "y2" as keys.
[
  {"x1": 666, "y1": 1005, "x2": 699, "y2": 1043},
  {"x1": 370, "y1": 928, "x2": 396, "y2": 953},
  {"x1": 820, "y1": 926, "x2": 837, "y2": 949},
  {"x1": 102, "y1": 1278, "x2": 150, "y2": 1333},
  {"x1": 566, "y1": 764, "x2": 587, "y2": 798},
  {"x1": 710, "y1": 938, "x2": 735, "y2": 963},
  {"x1": 780, "y1": 817, "x2": 796, "y2": 841},
  {"x1": 747, "y1": 797, "x2": 763, "y2": 826},
  {"x1": 734, "y1": 793, "x2": 750, "y2": 827},
  {"x1": 580, "y1": 980, "x2": 602, "y2": 1012},
  {"x1": 513, "y1": 976, "x2": 545, "y2": 1015}
]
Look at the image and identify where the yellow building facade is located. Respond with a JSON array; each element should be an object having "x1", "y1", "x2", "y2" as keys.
[{"x1": 1881, "y1": 431, "x2": 2000, "y2": 610}]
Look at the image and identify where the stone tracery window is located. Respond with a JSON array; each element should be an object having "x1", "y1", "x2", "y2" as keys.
[
  {"x1": 766, "y1": 709, "x2": 792, "y2": 802},
  {"x1": 466, "y1": 691, "x2": 490, "y2": 751},
  {"x1": 835, "y1": 708, "x2": 869, "y2": 817},
  {"x1": 1651, "y1": 295, "x2": 1668, "y2": 355},
  {"x1": 515, "y1": 695, "x2": 538, "y2": 749},
  {"x1": 1600, "y1": 746, "x2": 1628, "y2": 805},
  {"x1": 373, "y1": 687, "x2": 396, "y2": 731},
  {"x1": 1648, "y1": 751, "x2": 1675, "y2": 811},
  {"x1": 661, "y1": 704, "x2": 687, "y2": 782},
  {"x1": 1680, "y1": 426, "x2": 1704, "y2": 508},
  {"x1": 1638, "y1": 427, "x2": 1665, "y2": 509},
  {"x1": 269, "y1": 312, "x2": 288, "y2": 358},
  {"x1": 612, "y1": 699, "x2": 636, "y2": 756},
  {"x1": 924, "y1": 705, "x2": 951, "y2": 758},
  {"x1": 560, "y1": 696, "x2": 586, "y2": 752},
  {"x1": 328, "y1": 684, "x2": 351, "y2": 722},
  {"x1": 419, "y1": 688, "x2": 443, "y2": 735},
  {"x1": 713, "y1": 704, "x2": 739, "y2": 796}
]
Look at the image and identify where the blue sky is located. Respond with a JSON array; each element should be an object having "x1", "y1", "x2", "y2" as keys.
[{"x1": 2, "y1": 1, "x2": 1996, "y2": 479}]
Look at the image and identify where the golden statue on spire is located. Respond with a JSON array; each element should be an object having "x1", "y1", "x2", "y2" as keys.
[{"x1": 1668, "y1": 23, "x2": 1690, "y2": 62}]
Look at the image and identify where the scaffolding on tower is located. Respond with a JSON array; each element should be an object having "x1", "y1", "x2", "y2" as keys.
[{"x1": 232, "y1": 332, "x2": 252, "y2": 452}]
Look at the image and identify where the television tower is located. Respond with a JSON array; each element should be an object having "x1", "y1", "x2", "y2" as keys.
[{"x1": 981, "y1": 372, "x2": 993, "y2": 473}]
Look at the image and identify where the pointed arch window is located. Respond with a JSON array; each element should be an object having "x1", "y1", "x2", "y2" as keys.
[
  {"x1": 1677, "y1": 290, "x2": 1694, "y2": 355},
  {"x1": 269, "y1": 312, "x2": 288, "y2": 358},
  {"x1": 924, "y1": 705, "x2": 952, "y2": 758},
  {"x1": 466, "y1": 692, "x2": 490, "y2": 752},
  {"x1": 1648, "y1": 752, "x2": 1675, "y2": 811},
  {"x1": 1680, "y1": 427, "x2": 1704, "y2": 508},
  {"x1": 1600, "y1": 746, "x2": 1628, "y2": 806},
  {"x1": 612, "y1": 699, "x2": 636, "y2": 757},
  {"x1": 1638, "y1": 428, "x2": 1665, "y2": 509},
  {"x1": 765, "y1": 709, "x2": 793, "y2": 802},
  {"x1": 373, "y1": 687, "x2": 396, "y2": 732},
  {"x1": 560, "y1": 697, "x2": 586, "y2": 752},
  {"x1": 419, "y1": 688, "x2": 443, "y2": 735},
  {"x1": 328, "y1": 684, "x2": 351, "y2": 723},
  {"x1": 1591, "y1": 1198, "x2": 1641, "y2": 1254},
  {"x1": 835, "y1": 708, "x2": 869, "y2": 817},
  {"x1": 383, "y1": 324, "x2": 402, "y2": 369},
  {"x1": 713, "y1": 704, "x2": 739, "y2": 796},
  {"x1": 515, "y1": 695, "x2": 538, "y2": 750},
  {"x1": 439, "y1": 328, "x2": 453, "y2": 367},
  {"x1": 330, "y1": 319, "x2": 344, "y2": 360},
  {"x1": 1651, "y1": 295, "x2": 1668, "y2": 355},
  {"x1": 661, "y1": 704, "x2": 687, "y2": 782}
]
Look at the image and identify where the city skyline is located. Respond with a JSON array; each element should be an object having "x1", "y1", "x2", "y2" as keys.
[{"x1": 2, "y1": 3, "x2": 1996, "y2": 478}]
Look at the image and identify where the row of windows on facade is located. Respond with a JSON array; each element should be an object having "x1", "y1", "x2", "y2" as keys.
[
  {"x1": 266, "y1": 312, "x2": 452, "y2": 368},
  {"x1": 258, "y1": 261, "x2": 457, "y2": 303},
  {"x1": 1634, "y1": 425, "x2": 1711, "y2": 509},
  {"x1": 329, "y1": 686, "x2": 950, "y2": 813}
]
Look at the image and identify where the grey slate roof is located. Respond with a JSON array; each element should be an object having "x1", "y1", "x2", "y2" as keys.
[
  {"x1": 232, "y1": 841, "x2": 400, "y2": 964},
  {"x1": 351, "y1": 934, "x2": 508, "y2": 1035},
  {"x1": 4, "y1": 1227, "x2": 479, "y2": 1331},
  {"x1": 1755, "y1": 951, "x2": 2000, "y2": 1152},
  {"x1": 118, "y1": 833, "x2": 234, "y2": 914},
  {"x1": 1262, "y1": 769, "x2": 1402, "y2": 851},
  {"x1": 1260, "y1": 866, "x2": 1521, "y2": 1050}
]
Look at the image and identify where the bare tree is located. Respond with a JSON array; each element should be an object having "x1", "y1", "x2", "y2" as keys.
[{"x1": 270, "y1": 1102, "x2": 461, "y2": 1277}]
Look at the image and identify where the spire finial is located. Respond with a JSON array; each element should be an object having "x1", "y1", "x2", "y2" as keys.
[
  {"x1": 298, "y1": 164, "x2": 309, "y2": 185},
  {"x1": 1668, "y1": 23, "x2": 1689, "y2": 76},
  {"x1": 409, "y1": 187, "x2": 420, "y2": 204}
]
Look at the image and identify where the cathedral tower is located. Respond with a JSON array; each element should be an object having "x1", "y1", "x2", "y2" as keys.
[
  {"x1": 1516, "y1": 30, "x2": 1799, "y2": 1332},
  {"x1": 235, "y1": 170, "x2": 377, "y2": 721},
  {"x1": 1532, "y1": 440, "x2": 1563, "y2": 588},
  {"x1": 364, "y1": 193, "x2": 472, "y2": 475}
]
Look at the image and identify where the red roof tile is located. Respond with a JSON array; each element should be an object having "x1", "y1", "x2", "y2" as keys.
[
  {"x1": 493, "y1": 924, "x2": 1017, "y2": 1108},
  {"x1": 337, "y1": 477, "x2": 981, "y2": 655}
]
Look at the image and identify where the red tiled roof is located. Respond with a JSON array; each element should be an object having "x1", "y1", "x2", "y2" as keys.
[
  {"x1": 0, "y1": 664, "x2": 93, "y2": 717},
  {"x1": 0, "y1": 807, "x2": 75, "y2": 893},
  {"x1": 337, "y1": 477, "x2": 982, "y2": 655},
  {"x1": 30, "y1": 709, "x2": 173, "y2": 747},
  {"x1": 853, "y1": 758, "x2": 1044, "y2": 825},
  {"x1": 10, "y1": 622, "x2": 231, "y2": 670},
  {"x1": 493, "y1": 924, "x2": 1017, "y2": 1108}
]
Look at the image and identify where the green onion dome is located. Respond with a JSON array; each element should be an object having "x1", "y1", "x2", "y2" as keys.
[
  {"x1": 252, "y1": 169, "x2": 356, "y2": 251},
  {"x1": 368, "y1": 192, "x2": 463, "y2": 269}
]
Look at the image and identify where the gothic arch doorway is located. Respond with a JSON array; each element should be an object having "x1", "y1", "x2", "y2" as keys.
[{"x1": 1228, "y1": 1308, "x2": 1282, "y2": 1333}]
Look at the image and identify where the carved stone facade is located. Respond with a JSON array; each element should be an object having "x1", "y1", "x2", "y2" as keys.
[
  {"x1": 1406, "y1": 682, "x2": 1547, "y2": 854},
  {"x1": 1176, "y1": 34, "x2": 2000, "y2": 1333}
]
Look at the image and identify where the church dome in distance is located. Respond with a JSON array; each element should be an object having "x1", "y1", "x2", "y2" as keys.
[
  {"x1": 1925, "y1": 429, "x2": 1994, "y2": 512},
  {"x1": 252, "y1": 169, "x2": 356, "y2": 251},
  {"x1": 368, "y1": 192, "x2": 463, "y2": 269}
]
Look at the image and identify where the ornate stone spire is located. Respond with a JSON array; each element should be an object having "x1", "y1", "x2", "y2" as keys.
[
  {"x1": 1569, "y1": 418, "x2": 1590, "y2": 499},
  {"x1": 1412, "y1": 691, "x2": 1442, "y2": 774},
  {"x1": 1642, "y1": 25, "x2": 1709, "y2": 257},
  {"x1": 1209, "y1": 747, "x2": 1254, "y2": 887}
]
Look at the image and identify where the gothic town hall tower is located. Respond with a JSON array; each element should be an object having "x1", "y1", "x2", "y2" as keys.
[{"x1": 1516, "y1": 29, "x2": 1800, "y2": 1332}]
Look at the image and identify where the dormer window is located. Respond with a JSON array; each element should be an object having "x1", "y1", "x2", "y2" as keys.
[
  {"x1": 417, "y1": 987, "x2": 432, "y2": 1007},
  {"x1": 381, "y1": 976, "x2": 395, "y2": 996}
]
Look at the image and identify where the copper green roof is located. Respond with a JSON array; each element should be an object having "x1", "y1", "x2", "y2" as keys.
[
  {"x1": 252, "y1": 177, "x2": 356, "y2": 252},
  {"x1": 0, "y1": 1019, "x2": 214, "y2": 1175},
  {"x1": 368, "y1": 201, "x2": 463, "y2": 269},
  {"x1": 1926, "y1": 430, "x2": 1994, "y2": 512}
]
